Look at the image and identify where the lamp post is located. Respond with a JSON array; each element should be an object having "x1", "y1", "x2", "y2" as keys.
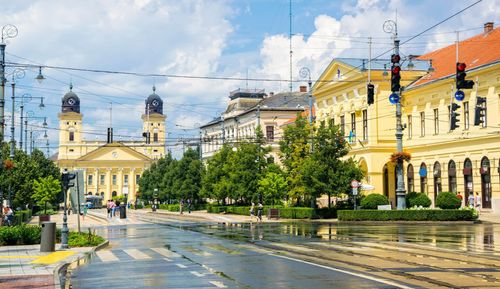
[
  {"x1": 29, "y1": 129, "x2": 48, "y2": 154},
  {"x1": 25, "y1": 112, "x2": 47, "y2": 153},
  {"x1": 0, "y1": 24, "x2": 18, "y2": 141},
  {"x1": 384, "y1": 19, "x2": 406, "y2": 210},
  {"x1": 19, "y1": 95, "x2": 44, "y2": 152},
  {"x1": 300, "y1": 67, "x2": 316, "y2": 208}
]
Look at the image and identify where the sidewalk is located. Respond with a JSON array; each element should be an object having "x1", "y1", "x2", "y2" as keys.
[
  {"x1": 28, "y1": 211, "x2": 108, "y2": 229},
  {"x1": 0, "y1": 244, "x2": 95, "y2": 289},
  {"x1": 478, "y1": 211, "x2": 500, "y2": 224}
]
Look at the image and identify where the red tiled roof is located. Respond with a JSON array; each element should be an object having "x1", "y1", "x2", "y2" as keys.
[
  {"x1": 282, "y1": 106, "x2": 315, "y2": 126},
  {"x1": 413, "y1": 27, "x2": 500, "y2": 87}
]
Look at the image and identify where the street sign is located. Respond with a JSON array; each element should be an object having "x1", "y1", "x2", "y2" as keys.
[
  {"x1": 352, "y1": 188, "x2": 358, "y2": 196},
  {"x1": 351, "y1": 180, "x2": 359, "y2": 188},
  {"x1": 455, "y1": 90, "x2": 465, "y2": 101}
]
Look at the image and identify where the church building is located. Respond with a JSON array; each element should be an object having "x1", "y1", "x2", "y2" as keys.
[{"x1": 55, "y1": 85, "x2": 166, "y2": 204}]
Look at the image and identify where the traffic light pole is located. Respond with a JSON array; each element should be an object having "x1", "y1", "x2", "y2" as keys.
[
  {"x1": 394, "y1": 39, "x2": 406, "y2": 210},
  {"x1": 61, "y1": 181, "x2": 69, "y2": 249}
]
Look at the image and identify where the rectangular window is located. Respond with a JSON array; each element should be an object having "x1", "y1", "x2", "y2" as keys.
[
  {"x1": 153, "y1": 133, "x2": 158, "y2": 142},
  {"x1": 340, "y1": 115, "x2": 345, "y2": 136},
  {"x1": 329, "y1": 117, "x2": 335, "y2": 127},
  {"x1": 112, "y1": 175, "x2": 117, "y2": 186},
  {"x1": 124, "y1": 175, "x2": 129, "y2": 186},
  {"x1": 266, "y1": 125, "x2": 274, "y2": 141},
  {"x1": 69, "y1": 131, "x2": 74, "y2": 142},
  {"x1": 100, "y1": 174, "x2": 105, "y2": 186},
  {"x1": 407, "y1": 115, "x2": 412, "y2": 139},
  {"x1": 464, "y1": 101, "x2": 469, "y2": 130},
  {"x1": 136, "y1": 174, "x2": 140, "y2": 184},
  {"x1": 433, "y1": 108, "x2": 439, "y2": 134},
  {"x1": 351, "y1": 113, "x2": 356, "y2": 137},
  {"x1": 480, "y1": 99, "x2": 487, "y2": 128},
  {"x1": 87, "y1": 175, "x2": 93, "y2": 186},
  {"x1": 362, "y1": 110, "x2": 368, "y2": 141},
  {"x1": 420, "y1": 112, "x2": 425, "y2": 137}
]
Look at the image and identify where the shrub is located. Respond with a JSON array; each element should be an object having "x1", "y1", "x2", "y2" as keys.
[
  {"x1": 34, "y1": 209, "x2": 58, "y2": 216},
  {"x1": 360, "y1": 194, "x2": 389, "y2": 209},
  {"x1": 436, "y1": 192, "x2": 461, "y2": 209},
  {"x1": 405, "y1": 192, "x2": 419, "y2": 205},
  {"x1": 0, "y1": 225, "x2": 42, "y2": 245},
  {"x1": 409, "y1": 193, "x2": 432, "y2": 208},
  {"x1": 68, "y1": 230, "x2": 105, "y2": 247},
  {"x1": 315, "y1": 208, "x2": 337, "y2": 219},
  {"x1": 338, "y1": 209, "x2": 476, "y2": 221}
]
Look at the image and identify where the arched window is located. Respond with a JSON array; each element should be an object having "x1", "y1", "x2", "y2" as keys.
[
  {"x1": 112, "y1": 191, "x2": 117, "y2": 197},
  {"x1": 419, "y1": 163, "x2": 427, "y2": 193},
  {"x1": 464, "y1": 158, "x2": 473, "y2": 206},
  {"x1": 153, "y1": 128, "x2": 159, "y2": 143},
  {"x1": 100, "y1": 192, "x2": 105, "y2": 198},
  {"x1": 433, "y1": 161, "x2": 442, "y2": 204},
  {"x1": 407, "y1": 164, "x2": 414, "y2": 193},
  {"x1": 480, "y1": 157, "x2": 491, "y2": 209},
  {"x1": 448, "y1": 160, "x2": 457, "y2": 193},
  {"x1": 69, "y1": 128, "x2": 75, "y2": 142}
]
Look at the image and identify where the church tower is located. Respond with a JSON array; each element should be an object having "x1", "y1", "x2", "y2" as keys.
[
  {"x1": 58, "y1": 84, "x2": 83, "y2": 160},
  {"x1": 141, "y1": 86, "x2": 166, "y2": 159}
]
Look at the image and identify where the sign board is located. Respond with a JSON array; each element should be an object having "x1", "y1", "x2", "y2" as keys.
[
  {"x1": 351, "y1": 180, "x2": 359, "y2": 188},
  {"x1": 69, "y1": 170, "x2": 85, "y2": 213},
  {"x1": 352, "y1": 188, "x2": 358, "y2": 196},
  {"x1": 377, "y1": 205, "x2": 392, "y2": 210}
]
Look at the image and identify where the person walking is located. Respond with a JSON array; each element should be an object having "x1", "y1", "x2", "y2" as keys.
[
  {"x1": 110, "y1": 200, "x2": 117, "y2": 218},
  {"x1": 179, "y1": 199, "x2": 184, "y2": 215},
  {"x1": 475, "y1": 192, "x2": 482, "y2": 215},
  {"x1": 82, "y1": 204, "x2": 88, "y2": 221},
  {"x1": 107, "y1": 200, "x2": 112, "y2": 218},
  {"x1": 257, "y1": 202, "x2": 263, "y2": 223},
  {"x1": 457, "y1": 192, "x2": 463, "y2": 207},
  {"x1": 468, "y1": 193, "x2": 474, "y2": 209},
  {"x1": 187, "y1": 199, "x2": 192, "y2": 214},
  {"x1": 250, "y1": 202, "x2": 255, "y2": 222},
  {"x1": 4, "y1": 206, "x2": 13, "y2": 226}
]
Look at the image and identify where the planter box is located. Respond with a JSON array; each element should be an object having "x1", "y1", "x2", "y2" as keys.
[{"x1": 39, "y1": 214, "x2": 51, "y2": 224}]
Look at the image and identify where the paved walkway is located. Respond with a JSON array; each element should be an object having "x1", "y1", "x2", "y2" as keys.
[{"x1": 0, "y1": 244, "x2": 94, "y2": 289}]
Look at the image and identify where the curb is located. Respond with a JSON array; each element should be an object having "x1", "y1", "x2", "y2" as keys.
[{"x1": 53, "y1": 240, "x2": 109, "y2": 289}]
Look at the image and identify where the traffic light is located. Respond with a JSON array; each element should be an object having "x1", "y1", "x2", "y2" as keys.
[
  {"x1": 450, "y1": 103, "x2": 460, "y2": 131},
  {"x1": 367, "y1": 83, "x2": 374, "y2": 105},
  {"x1": 390, "y1": 54, "x2": 401, "y2": 93},
  {"x1": 456, "y1": 62, "x2": 474, "y2": 90},
  {"x1": 474, "y1": 97, "x2": 486, "y2": 126},
  {"x1": 62, "y1": 172, "x2": 76, "y2": 189}
]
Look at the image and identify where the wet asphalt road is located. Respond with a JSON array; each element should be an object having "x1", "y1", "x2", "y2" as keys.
[{"x1": 69, "y1": 221, "x2": 404, "y2": 289}]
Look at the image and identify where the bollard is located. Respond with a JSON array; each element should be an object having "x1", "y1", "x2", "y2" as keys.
[
  {"x1": 40, "y1": 222, "x2": 56, "y2": 252},
  {"x1": 120, "y1": 204, "x2": 126, "y2": 219}
]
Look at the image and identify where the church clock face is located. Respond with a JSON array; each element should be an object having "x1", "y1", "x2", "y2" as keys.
[
  {"x1": 67, "y1": 97, "x2": 76, "y2": 105},
  {"x1": 151, "y1": 99, "x2": 160, "y2": 107}
]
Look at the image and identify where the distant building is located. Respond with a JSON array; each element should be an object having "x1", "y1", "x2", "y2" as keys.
[
  {"x1": 55, "y1": 85, "x2": 166, "y2": 203},
  {"x1": 200, "y1": 88, "x2": 310, "y2": 161}
]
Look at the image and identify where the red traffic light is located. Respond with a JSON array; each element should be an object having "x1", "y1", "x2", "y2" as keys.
[
  {"x1": 392, "y1": 66, "x2": 401, "y2": 74},
  {"x1": 457, "y1": 62, "x2": 466, "y2": 72},
  {"x1": 391, "y1": 54, "x2": 401, "y2": 63}
]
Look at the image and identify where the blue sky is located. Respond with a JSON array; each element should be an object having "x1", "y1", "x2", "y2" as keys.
[{"x1": 1, "y1": 0, "x2": 498, "y2": 157}]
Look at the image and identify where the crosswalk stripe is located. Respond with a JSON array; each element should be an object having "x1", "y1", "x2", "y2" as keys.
[
  {"x1": 209, "y1": 281, "x2": 227, "y2": 288},
  {"x1": 95, "y1": 251, "x2": 119, "y2": 262},
  {"x1": 123, "y1": 249, "x2": 152, "y2": 260},
  {"x1": 176, "y1": 263, "x2": 187, "y2": 268},
  {"x1": 151, "y1": 247, "x2": 181, "y2": 258},
  {"x1": 190, "y1": 271, "x2": 205, "y2": 277}
]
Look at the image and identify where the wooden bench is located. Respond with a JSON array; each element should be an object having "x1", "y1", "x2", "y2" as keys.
[{"x1": 267, "y1": 208, "x2": 280, "y2": 220}]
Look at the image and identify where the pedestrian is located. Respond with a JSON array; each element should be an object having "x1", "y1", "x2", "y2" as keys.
[
  {"x1": 107, "y1": 200, "x2": 112, "y2": 218},
  {"x1": 457, "y1": 192, "x2": 463, "y2": 207},
  {"x1": 82, "y1": 204, "x2": 88, "y2": 220},
  {"x1": 111, "y1": 200, "x2": 117, "y2": 218},
  {"x1": 187, "y1": 199, "x2": 192, "y2": 214},
  {"x1": 468, "y1": 193, "x2": 474, "y2": 209},
  {"x1": 4, "y1": 206, "x2": 13, "y2": 226},
  {"x1": 179, "y1": 199, "x2": 184, "y2": 215},
  {"x1": 249, "y1": 202, "x2": 255, "y2": 222},
  {"x1": 257, "y1": 202, "x2": 263, "y2": 223},
  {"x1": 475, "y1": 192, "x2": 482, "y2": 214}
]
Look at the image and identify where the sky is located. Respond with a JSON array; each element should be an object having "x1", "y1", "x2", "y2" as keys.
[{"x1": 1, "y1": 0, "x2": 498, "y2": 157}]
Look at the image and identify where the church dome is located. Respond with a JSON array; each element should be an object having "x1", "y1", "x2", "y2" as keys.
[
  {"x1": 145, "y1": 86, "x2": 163, "y2": 115},
  {"x1": 61, "y1": 84, "x2": 80, "y2": 113}
]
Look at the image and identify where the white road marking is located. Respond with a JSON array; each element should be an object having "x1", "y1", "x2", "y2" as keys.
[
  {"x1": 151, "y1": 247, "x2": 181, "y2": 258},
  {"x1": 190, "y1": 271, "x2": 205, "y2": 277},
  {"x1": 123, "y1": 249, "x2": 152, "y2": 260},
  {"x1": 272, "y1": 254, "x2": 415, "y2": 289},
  {"x1": 176, "y1": 263, "x2": 187, "y2": 268},
  {"x1": 163, "y1": 257, "x2": 172, "y2": 262},
  {"x1": 209, "y1": 281, "x2": 227, "y2": 288},
  {"x1": 95, "y1": 251, "x2": 119, "y2": 262}
]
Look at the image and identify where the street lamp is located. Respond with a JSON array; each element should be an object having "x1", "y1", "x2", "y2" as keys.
[
  {"x1": 24, "y1": 111, "x2": 47, "y2": 153},
  {"x1": 17, "y1": 94, "x2": 43, "y2": 151},
  {"x1": 0, "y1": 24, "x2": 18, "y2": 142},
  {"x1": 29, "y1": 129, "x2": 47, "y2": 155},
  {"x1": 384, "y1": 19, "x2": 406, "y2": 210}
]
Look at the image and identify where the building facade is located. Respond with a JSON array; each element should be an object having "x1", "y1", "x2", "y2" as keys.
[
  {"x1": 200, "y1": 88, "x2": 309, "y2": 161},
  {"x1": 56, "y1": 85, "x2": 166, "y2": 203},
  {"x1": 313, "y1": 23, "x2": 500, "y2": 211}
]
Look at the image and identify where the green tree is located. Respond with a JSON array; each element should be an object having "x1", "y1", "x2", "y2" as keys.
[
  {"x1": 258, "y1": 172, "x2": 287, "y2": 207},
  {"x1": 32, "y1": 175, "x2": 61, "y2": 214},
  {"x1": 201, "y1": 145, "x2": 234, "y2": 204}
]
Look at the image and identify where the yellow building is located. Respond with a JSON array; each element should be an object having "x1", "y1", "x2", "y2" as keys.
[
  {"x1": 314, "y1": 23, "x2": 500, "y2": 211},
  {"x1": 55, "y1": 85, "x2": 166, "y2": 203}
]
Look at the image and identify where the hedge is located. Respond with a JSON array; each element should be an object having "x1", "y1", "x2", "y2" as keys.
[
  {"x1": 0, "y1": 225, "x2": 41, "y2": 245},
  {"x1": 338, "y1": 209, "x2": 477, "y2": 221},
  {"x1": 206, "y1": 205, "x2": 336, "y2": 219},
  {"x1": 14, "y1": 210, "x2": 33, "y2": 225},
  {"x1": 360, "y1": 194, "x2": 389, "y2": 209}
]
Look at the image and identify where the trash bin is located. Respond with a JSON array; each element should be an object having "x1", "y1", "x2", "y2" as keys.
[
  {"x1": 40, "y1": 222, "x2": 56, "y2": 252},
  {"x1": 120, "y1": 204, "x2": 126, "y2": 219}
]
